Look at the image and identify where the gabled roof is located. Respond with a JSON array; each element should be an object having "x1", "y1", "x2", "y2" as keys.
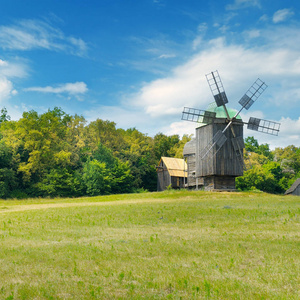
[
  {"x1": 157, "y1": 157, "x2": 187, "y2": 178},
  {"x1": 285, "y1": 178, "x2": 300, "y2": 195}
]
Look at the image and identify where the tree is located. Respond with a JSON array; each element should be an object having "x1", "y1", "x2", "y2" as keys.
[
  {"x1": 153, "y1": 133, "x2": 180, "y2": 161},
  {"x1": 0, "y1": 141, "x2": 18, "y2": 198},
  {"x1": 92, "y1": 143, "x2": 134, "y2": 194},
  {"x1": 0, "y1": 107, "x2": 10, "y2": 124},
  {"x1": 245, "y1": 136, "x2": 273, "y2": 160},
  {"x1": 82, "y1": 159, "x2": 111, "y2": 196},
  {"x1": 121, "y1": 128, "x2": 157, "y2": 191}
]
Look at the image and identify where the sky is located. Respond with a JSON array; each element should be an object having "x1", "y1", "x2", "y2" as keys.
[{"x1": 0, "y1": 0, "x2": 299, "y2": 149}]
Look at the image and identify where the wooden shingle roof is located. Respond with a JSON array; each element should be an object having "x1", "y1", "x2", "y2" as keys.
[{"x1": 158, "y1": 157, "x2": 187, "y2": 178}]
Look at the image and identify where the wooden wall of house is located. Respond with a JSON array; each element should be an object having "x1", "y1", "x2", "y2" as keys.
[
  {"x1": 157, "y1": 170, "x2": 171, "y2": 191},
  {"x1": 171, "y1": 176, "x2": 185, "y2": 189},
  {"x1": 202, "y1": 176, "x2": 236, "y2": 191},
  {"x1": 185, "y1": 154, "x2": 196, "y2": 187},
  {"x1": 196, "y1": 119, "x2": 244, "y2": 177}
]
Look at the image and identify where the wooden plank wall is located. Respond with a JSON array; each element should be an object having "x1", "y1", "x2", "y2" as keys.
[
  {"x1": 157, "y1": 170, "x2": 171, "y2": 191},
  {"x1": 196, "y1": 119, "x2": 244, "y2": 177}
]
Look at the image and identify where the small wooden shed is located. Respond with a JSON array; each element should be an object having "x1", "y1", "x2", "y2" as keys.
[
  {"x1": 156, "y1": 157, "x2": 187, "y2": 191},
  {"x1": 285, "y1": 178, "x2": 300, "y2": 196}
]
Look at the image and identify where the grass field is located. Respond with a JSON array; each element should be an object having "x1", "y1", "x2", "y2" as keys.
[{"x1": 0, "y1": 190, "x2": 299, "y2": 299}]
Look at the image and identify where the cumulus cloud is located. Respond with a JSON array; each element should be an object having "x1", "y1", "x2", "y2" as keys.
[
  {"x1": 125, "y1": 34, "x2": 300, "y2": 125},
  {"x1": 0, "y1": 58, "x2": 27, "y2": 102},
  {"x1": 0, "y1": 19, "x2": 87, "y2": 56},
  {"x1": 0, "y1": 77, "x2": 14, "y2": 102},
  {"x1": 86, "y1": 23, "x2": 300, "y2": 149},
  {"x1": 273, "y1": 9, "x2": 294, "y2": 24}
]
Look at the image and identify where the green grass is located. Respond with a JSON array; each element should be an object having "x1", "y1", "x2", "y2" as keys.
[{"x1": 0, "y1": 190, "x2": 299, "y2": 299}]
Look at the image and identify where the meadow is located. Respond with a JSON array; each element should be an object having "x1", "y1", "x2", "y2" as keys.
[{"x1": 0, "y1": 190, "x2": 299, "y2": 299}]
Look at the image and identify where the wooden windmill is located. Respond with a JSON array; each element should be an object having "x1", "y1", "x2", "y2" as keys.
[{"x1": 182, "y1": 70, "x2": 280, "y2": 191}]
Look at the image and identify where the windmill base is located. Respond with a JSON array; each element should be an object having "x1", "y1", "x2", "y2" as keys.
[{"x1": 200, "y1": 176, "x2": 237, "y2": 191}]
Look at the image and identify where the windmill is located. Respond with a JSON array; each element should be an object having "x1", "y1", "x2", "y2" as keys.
[{"x1": 182, "y1": 70, "x2": 280, "y2": 191}]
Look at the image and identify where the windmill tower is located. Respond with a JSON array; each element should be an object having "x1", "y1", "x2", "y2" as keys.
[{"x1": 182, "y1": 71, "x2": 280, "y2": 191}]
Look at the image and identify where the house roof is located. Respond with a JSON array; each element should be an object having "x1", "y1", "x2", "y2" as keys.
[
  {"x1": 157, "y1": 157, "x2": 187, "y2": 178},
  {"x1": 183, "y1": 138, "x2": 196, "y2": 156},
  {"x1": 285, "y1": 178, "x2": 300, "y2": 195}
]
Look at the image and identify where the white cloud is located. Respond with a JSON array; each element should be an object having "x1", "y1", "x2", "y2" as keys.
[
  {"x1": 24, "y1": 82, "x2": 88, "y2": 97},
  {"x1": 259, "y1": 14, "x2": 268, "y2": 22},
  {"x1": 226, "y1": 0, "x2": 261, "y2": 10},
  {"x1": 84, "y1": 24, "x2": 300, "y2": 149},
  {"x1": 125, "y1": 34, "x2": 300, "y2": 124},
  {"x1": 158, "y1": 54, "x2": 176, "y2": 59},
  {"x1": 244, "y1": 29, "x2": 260, "y2": 39},
  {"x1": 0, "y1": 77, "x2": 14, "y2": 102},
  {"x1": 0, "y1": 19, "x2": 88, "y2": 56},
  {"x1": 273, "y1": 9, "x2": 294, "y2": 24},
  {"x1": 0, "y1": 58, "x2": 28, "y2": 78},
  {"x1": 0, "y1": 58, "x2": 28, "y2": 103},
  {"x1": 163, "y1": 120, "x2": 197, "y2": 137}
]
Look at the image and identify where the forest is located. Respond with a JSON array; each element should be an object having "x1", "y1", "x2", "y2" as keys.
[{"x1": 0, "y1": 107, "x2": 299, "y2": 199}]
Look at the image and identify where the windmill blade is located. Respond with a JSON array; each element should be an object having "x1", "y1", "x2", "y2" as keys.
[
  {"x1": 239, "y1": 78, "x2": 267, "y2": 110},
  {"x1": 182, "y1": 107, "x2": 216, "y2": 124},
  {"x1": 231, "y1": 136, "x2": 245, "y2": 152},
  {"x1": 206, "y1": 71, "x2": 229, "y2": 107},
  {"x1": 247, "y1": 117, "x2": 280, "y2": 136},
  {"x1": 231, "y1": 136, "x2": 245, "y2": 171},
  {"x1": 200, "y1": 130, "x2": 227, "y2": 159}
]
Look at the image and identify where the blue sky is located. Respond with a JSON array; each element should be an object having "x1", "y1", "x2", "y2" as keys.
[{"x1": 0, "y1": 0, "x2": 299, "y2": 148}]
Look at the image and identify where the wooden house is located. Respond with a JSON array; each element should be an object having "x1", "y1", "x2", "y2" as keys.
[
  {"x1": 285, "y1": 178, "x2": 300, "y2": 196},
  {"x1": 157, "y1": 157, "x2": 187, "y2": 191}
]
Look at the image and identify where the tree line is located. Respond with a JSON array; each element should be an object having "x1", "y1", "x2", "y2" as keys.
[
  {"x1": 0, "y1": 107, "x2": 190, "y2": 199},
  {"x1": 0, "y1": 107, "x2": 298, "y2": 199},
  {"x1": 236, "y1": 137, "x2": 300, "y2": 194}
]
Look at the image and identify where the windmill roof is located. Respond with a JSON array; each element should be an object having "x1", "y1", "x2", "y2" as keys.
[
  {"x1": 207, "y1": 105, "x2": 242, "y2": 120},
  {"x1": 284, "y1": 178, "x2": 300, "y2": 195},
  {"x1": 157, "y1": 157, "x2": 187, "y2": 177}
]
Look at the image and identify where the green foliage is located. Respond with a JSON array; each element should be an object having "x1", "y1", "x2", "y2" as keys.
[
  {"x1": 83, "y1": 159, "x2": 111, "y2": 196},
  {"x1": 1, "y1": 106, "x2": 298, "y2": 198},
  {"x1": 0, "y1": 141, "x2": 18, "y2": 198},
  {"x1": 245, "y1": 136, "x2": 273, "y2": 159},
  {"x1": 0, "y1": 107, "x2": 10, "y2": 123},
  {"x1": 153, "y1": 132, "x2": 180, "y2": 160},
  {"x1": 236, "y1": 163, "x2": 285, "y2": 194},
  {"x1": 91, "y1": 143, "x2": 134, "y2": 194},
  {"x1": 239, "y1": 137, "x2": 299, "y2": 194}
]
